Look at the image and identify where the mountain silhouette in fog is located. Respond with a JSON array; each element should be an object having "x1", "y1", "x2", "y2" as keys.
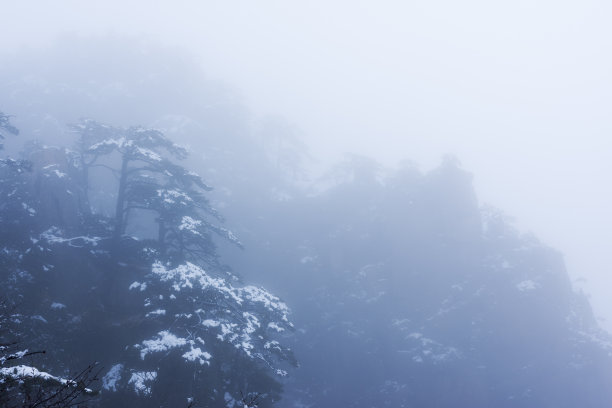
[
  {"x1": 225, "y1": 156, "x2": 612, "y2": 407},
  {"x1": 1, "y1": 38, "x2": 611, "y2": 408}
]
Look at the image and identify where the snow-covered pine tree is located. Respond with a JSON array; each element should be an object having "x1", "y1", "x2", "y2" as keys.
[
  {"x1": 0, "y1": 116, "x2": 296, "y2": 407},
  {"x1": 72, "y1": 119, "x2": 241, "y2": 263}
]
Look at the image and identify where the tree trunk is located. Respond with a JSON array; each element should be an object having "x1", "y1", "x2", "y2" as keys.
[
  {"x1": 112, "y1": 155, "x2": 129, "y2": 245},
  {"x1": 80, "y1": 158, "x2": 92, "y2": 216}
]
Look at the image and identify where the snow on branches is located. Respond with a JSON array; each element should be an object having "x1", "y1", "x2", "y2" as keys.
[
  {"x1": 71, "y1": 119, "x2": 232, "y2": 263},
  {"x1": 126, "y1": 261, "x2": 294, "y2": 375}
]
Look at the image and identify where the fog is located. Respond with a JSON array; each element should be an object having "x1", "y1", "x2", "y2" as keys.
[
  {"x1": 1, "y1": 2, "x2": 612, "y2": 406},
  {"x1": 4, "y1": 0, "x2": 609, "y2": 329}
]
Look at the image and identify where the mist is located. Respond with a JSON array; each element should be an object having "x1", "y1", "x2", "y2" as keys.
[
  {"x1": 1, "y1": 1, "x2": 612, "y2": 407},
  {"x1": 3, "y1": 0, "x2": 610, "y2": 328}
]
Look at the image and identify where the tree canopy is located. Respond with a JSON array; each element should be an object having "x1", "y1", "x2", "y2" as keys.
[{"x1": 0, "y1": 112, "x2": 295, "y2": 407}]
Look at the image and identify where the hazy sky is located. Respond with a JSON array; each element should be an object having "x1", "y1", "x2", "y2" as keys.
[{"x1": 2, "y1": 1, "x2": 612, "y2": 329}]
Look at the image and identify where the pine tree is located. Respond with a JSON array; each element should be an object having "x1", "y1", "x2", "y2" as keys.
[
  {"x1": 1, "y1": 115, "x2": 296, "y2": 407},
  {"x1": 72, "y1": 119, "x2": 241, "y2": 264}
]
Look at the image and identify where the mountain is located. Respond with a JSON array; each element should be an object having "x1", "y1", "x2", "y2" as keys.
[
  {"x1": 221, "y1": 156, "x2": 612, "y2": 407},
  {"x1": 2, "y1": 38, "x2": 611, "y2": 407}
]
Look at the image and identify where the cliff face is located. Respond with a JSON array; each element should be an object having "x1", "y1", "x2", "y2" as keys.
[{"x1": 220, "y1": 160, "x2": 612, "y2": 408}]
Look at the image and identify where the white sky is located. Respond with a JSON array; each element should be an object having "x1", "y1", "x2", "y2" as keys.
[{"x1": 3, "y1": 0, "x2": 612, "y2": 329}]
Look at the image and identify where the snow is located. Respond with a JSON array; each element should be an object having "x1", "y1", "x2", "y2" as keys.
[
  {"x1": 218, "y1": 323, "x2": 239, "y2": 342},
  {"x1": 516, "y1": 280, "x2": 539, "y2": 291},
  {"x1": 139, "y1": 331, "x2": 187, "y2": 360},
  {"x1": 50, "y1": 302, "x2": 66, "y2": 309},
  {"x1": 577, "y1": 330, "x2": 612, "y2": 354},
  {"x1": 240, "y1": 340, "x2": 254, "y2": 355},
  {"x1": 129, "y1": 281, "x2": 147, "y2": 291},
  {"x1": 42, "y1": 164, "x2": 67, "y2": 179},
  {"x1": 87, "y1": 137, "x2": 124, "y2": 152},
  {"x1": 243, "y1": 312, "x2": 261, "y2": 334},
  {"x1": 238, "y1": 285, "x2": 290, "y2": 322},
  {"x1": 128, "y1": 371, "x2": 157, "y2": 395},
  {"x1": 31, "y1": 315, "x2": 48, "y2": 323},
  {"x1": 0, "y1": 365, "x2": 57, "y2": 382},
  {"x1": 223, "y1": 228, "x2": 241, "y2": 246},
  {"x1": 300, "y1": 255, "x2": 316, "y2": 264},
  {"x1": 151, "y1": 262, "x2": 241, "y2": 303},
  {"x1": 21, "y1": 202, "x2": 36, "y2": 215},
  {"x1": 138, "y1": 331, "x2": 214, "y2": 365},
  {"x1": 405, "y1": 332, "x2": 461, "y2": 364},
  {"x1": 224, "y1": 391, "x2": 239, "y2": 408},
  {"x1": 137, "y1": 261, "x2": 293, "y2": 372},
  {"x1": 145, "y1": 309, "x2": 166, "y2": 317},
  {"x1": 264, "y1": 341, "x2": 282, "y2": 351},
  {"x1": 268, "y1": 322, "x2": 285, "y2": 332},
  {"x1": 0, "y1": 349, "x2": 28, "y2": 365},
  {"x1": 102, "y1": 364, "x2": 123, "y2": 391},
  {"x1": 202, "y1": 319, "x2": 221, "y2": 327},
  {"x1": 182, "y1": 347, "x2": 212, "y2": 365},
  {"x1": 52, "y1": 169, "x2": 67, "y2": 178},
  {"x1": 178, "y1": 216, "x2": 202, "y2": 235},
  {"x1": 0, "y1": 365, "x2": 93, "y2": 393},
  {"x1": 40, "y1": 227, "x2": 101, "y2": 248},
  {"x1": 87, "y1": 135, "x2": 164, "y2": 163},
  {"x1": 157, "y1": 189, "x2": 193, "y2": 206},
  {"x1": 133, "y1": 146, "x2": 162, "y2": 162}
]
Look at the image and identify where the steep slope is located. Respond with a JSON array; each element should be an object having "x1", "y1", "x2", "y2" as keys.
[{"x1": 222, "y1": 158, "x2": 612, "y2": 408}]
